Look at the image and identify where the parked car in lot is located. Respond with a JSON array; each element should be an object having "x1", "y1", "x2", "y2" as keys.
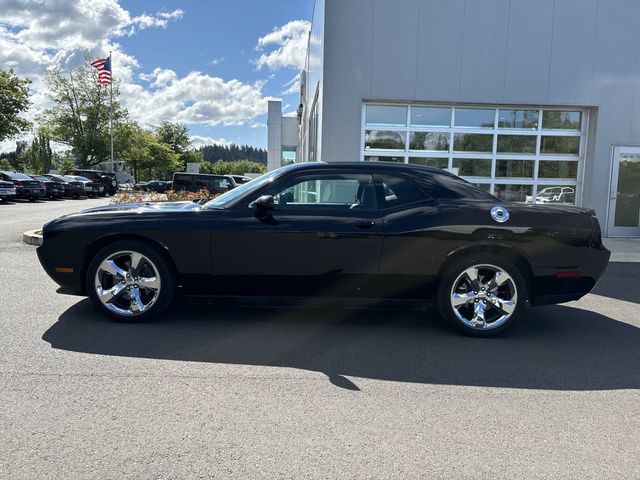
[
  {"x1": 29, "y1": 175, "x2": 65, "y2": 200},
  {"x1": 69, "y1": 169, "x2": 118, "y2": 196},
  {"x1": 37, "y1": 162, "x2": 610, "y2": 336},
  {"x1": 0, "y1": 171, "x2": 46, "y2": 201},
  {"x1": 230, "y1": 175, "x2": 252, "y2": 185},
  {"x1": 42, "y1": 174, "x2": 86, "y2": 199},
  {"x1": 67, "y1": 175, "x2": 103, "y2": 198},
  {"x1": 136, "y1": 180, "x2": 172, "y2": 193},
  {"x1": 0, "y1": 179, "x2": 17, "y2": 201},
  {"x1": 172, "y1": 173, "x2": 237, "y2": 194},
  {"x1": 526, "y1": 186, "x2": 576, "y2": 204}
]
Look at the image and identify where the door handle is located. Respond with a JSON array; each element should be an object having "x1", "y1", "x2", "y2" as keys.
[{"x1": 354, "y1": 220, "x2": 376, "y2": 229}]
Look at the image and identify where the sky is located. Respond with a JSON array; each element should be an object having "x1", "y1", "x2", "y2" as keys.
[{"x1": 0, "y1": 0, "x2": 315, "y2": 152}]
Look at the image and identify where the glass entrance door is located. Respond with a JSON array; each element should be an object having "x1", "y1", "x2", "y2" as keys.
[{"x1": 608, "y1": 147, "x2": 640, "y2": 237}]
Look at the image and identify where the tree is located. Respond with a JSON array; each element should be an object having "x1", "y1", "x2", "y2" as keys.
[
  {"x1": 42, "y1": 64, "x2": 127, "y2": 167},
  {"x1": 154, "y1": 121, "x2": 200, "y2": 171},
  {"x1": 116, "y1": 121, "x2": 180, "y2": 181},
  {"x1": 203, "y1": 160, "x2": 266, "y2": 175},
  {"x1": 24, "y1": 131, "x2": 53, "y2": 174},
  {"x1": 0, "y1": 158, "x2": 13, "y2": 171},
  {"x1": 0, "y1": 69, "x2": 31, "y2": 142},
  {"x1": 155, "y1": 122, "x2": 191, "y2": 154},
  {"x1": 199, "y1": 144, "x2": 267, "y2": 164},
  {"x1": 56, "y1": 158, "x2": 76, "y2": 175},
  {"x1": 0, "y1": 140, "x2": 28, "y2": 171}
]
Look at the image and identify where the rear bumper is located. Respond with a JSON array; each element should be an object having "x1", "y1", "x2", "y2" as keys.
[
  {"x1": 531, "y1": 246, "x2": 611, "y2": 306},
  {"x1": 16, "y1": 187, "x2": 45, "y2": 199}
]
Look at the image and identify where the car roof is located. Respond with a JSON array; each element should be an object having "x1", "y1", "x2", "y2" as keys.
[{"x1": 274, "y1": 161, "x2": 454, "y2": 178}]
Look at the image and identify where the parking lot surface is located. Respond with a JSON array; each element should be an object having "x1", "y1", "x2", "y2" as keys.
[{"x1": 1, "y1": 198, "x2": 639, "y2": 479}]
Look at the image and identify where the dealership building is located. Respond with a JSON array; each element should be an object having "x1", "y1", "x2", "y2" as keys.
[{"x1": 267, "y1": 0, "x2": 640, "y2": 237}]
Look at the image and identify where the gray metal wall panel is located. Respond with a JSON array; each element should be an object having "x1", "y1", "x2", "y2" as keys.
[
  {"x1": 415, "y1": 0, "x2": 465, "y2": 101},
  {"x1": 307, "y1": 0, "x2": 640, "y2": 231},
  {"x1": 371, "y1": 0, "x2": 420, "y2": 99},
  {"x1": 586, "y1": 0, "x2": 640, "y2": 213},
  {"x1": 548, "y1": 0, "x2": 598, "y2": 103},
  {"x1": 503, "y1": 0, "x2": 555, "y2": 103},
  {"x1": 459, "y1": 0, "x2": 510, "y2": 102},
  {"x1": 322, "y1": 0, "x2": 374, "y2": 162}
]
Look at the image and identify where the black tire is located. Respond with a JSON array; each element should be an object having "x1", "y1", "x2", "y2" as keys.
[
  {"x1": 437, "y1": 253, "x2": 528, "y2": 337},
  {"x1": 86, "y1": 240, "x2": 175, "y2": 322}
]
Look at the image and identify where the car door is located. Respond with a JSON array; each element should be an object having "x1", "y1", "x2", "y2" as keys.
[
  {"x1": 210, "y1": 171, "x2": 383, "y2": 297},
  {"x1": 374, "y1": 173, "x2": 450, "y2": 300}
]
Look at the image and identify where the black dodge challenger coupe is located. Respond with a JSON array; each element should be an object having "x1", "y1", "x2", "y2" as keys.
[{"x1": 37, "y1": 162, "x2": 610, "y2": 336}]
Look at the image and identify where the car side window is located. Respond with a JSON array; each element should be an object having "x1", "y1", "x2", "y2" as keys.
[
  {"x1": 376, "y1": 174, "x2": 425, "y2": 208},
  {"x1": 268, "y1": 174, "x2": 376, "y2": 210}
]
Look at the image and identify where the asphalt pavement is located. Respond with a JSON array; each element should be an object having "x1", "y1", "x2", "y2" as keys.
[{"x1": 1, "y1": 197, "x2": 639, "y2": 479}]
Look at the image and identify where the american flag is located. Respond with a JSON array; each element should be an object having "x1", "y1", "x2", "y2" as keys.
[{"x1": 90, "y1": 55, "x2": 112, "y2": 85}]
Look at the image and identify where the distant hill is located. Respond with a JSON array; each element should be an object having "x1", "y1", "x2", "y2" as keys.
[{"x1": 198, "y1": 144, "x2": 267, "y2": 165}]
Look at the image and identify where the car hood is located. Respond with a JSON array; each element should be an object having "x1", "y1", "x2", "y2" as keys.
[{"x1": 80, "y1": 201, "x2": 203, "y2": 214}]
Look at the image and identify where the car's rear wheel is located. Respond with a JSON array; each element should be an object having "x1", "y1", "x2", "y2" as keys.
[
  {"x1": 437, "y1": 254, "x2": 528, "y2": 337},
  {"x1": 87, "y1": 241, "x2": 175, "y2": 322}
]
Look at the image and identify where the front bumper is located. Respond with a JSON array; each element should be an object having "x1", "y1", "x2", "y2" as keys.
[{"x1": 37, "y1": 234, "x2": 85, "y2": 294}]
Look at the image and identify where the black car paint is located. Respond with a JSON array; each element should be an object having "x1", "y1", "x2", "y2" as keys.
[
  {"x1": 31, "y1": 176, "x2": 65, "y2": 199},
  {"x1": 43, "y1": 175, "x2": 86, "y2": 198},
  {"x1": 0, "y1": 171, "x2": 46, "y2": 200},
  {"x1": 37, "y1": 163, "x2": 610, "y2": 307}
]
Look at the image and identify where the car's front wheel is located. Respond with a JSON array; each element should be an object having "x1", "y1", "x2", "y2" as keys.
[
  {"x1": 437, "y1": 254, "x2": 528, "y2": 337},
  {"x1": 87, "y1": 241, "x2": 175, "y2": 322}
]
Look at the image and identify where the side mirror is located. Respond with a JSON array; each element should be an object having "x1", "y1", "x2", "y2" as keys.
[{"x1": 251, "y1": 194, "x2": 275, "y2": 218}]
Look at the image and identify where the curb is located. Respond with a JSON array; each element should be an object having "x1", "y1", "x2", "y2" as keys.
[{"x1": 23, "y1": 229, "x2": 43, "y2": 246}]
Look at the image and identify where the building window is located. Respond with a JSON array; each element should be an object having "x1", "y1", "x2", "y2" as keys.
[{"x1": 361, "y1": 103, "x2": 587, "y2": 205}]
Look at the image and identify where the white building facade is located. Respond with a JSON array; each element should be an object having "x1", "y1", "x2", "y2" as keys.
[{"x1": 278, "y1": 0, "x2": 640, "y2": 237}]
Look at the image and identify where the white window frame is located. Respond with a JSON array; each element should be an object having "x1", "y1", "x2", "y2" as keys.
[{"x1": 360, "y1": 102, "x2": 588, "y2": 205}]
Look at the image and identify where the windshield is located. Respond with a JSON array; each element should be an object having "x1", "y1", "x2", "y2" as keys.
[
  {"x1": 204, "y1": 167, "x2": 285, "y2": 208},
  {"x1": 71, "y1": 176, "x2": 90, "y2": 182},
  {"x1": 5, "y1": 172, "x2": 33, "y2": 180}
]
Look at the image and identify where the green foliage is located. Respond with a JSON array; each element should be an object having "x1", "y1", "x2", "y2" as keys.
[
  {"x1": 41, "y1": 63, "x2": 127, "y2": 167},
  {"x1": 154, "y1": 122, "x2": 204, "y2": 171},
  {"x1": 199, "y1": 143, "x2": 266, "y2": 164},
  {"x1": 116, "y1": 121, "x2": 180, "y2": 181},
  {"x1": 0, "y1": 69, "x2": 31, "y2": 142},
  {"x1": 56, "y1": 159, "x2": 76, "y2": 175},
  {"x1": 24, "y1": 131, "x2": 53, "y2": 174},
  {"x1": 155, "y1": 122, "x2": 191, "y2": 154},
  {"x1": 0, "y1": 158, "x2": 14, "y2": 171},
  {"x1": 0, "y1": 140, "x2": 28, "y2": 171},
  {"x1": 201, "y1": 160, "x2": 266, "y2": 175}
]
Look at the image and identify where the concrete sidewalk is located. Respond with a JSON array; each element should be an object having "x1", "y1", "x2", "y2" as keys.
[{"x1": 604, "y1": 238, "x2": 640, "y2": 262}]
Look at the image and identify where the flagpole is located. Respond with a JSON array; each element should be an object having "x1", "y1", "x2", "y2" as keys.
[{"x1": 109, "y1": 51, "x2": 114, "y2": 174}]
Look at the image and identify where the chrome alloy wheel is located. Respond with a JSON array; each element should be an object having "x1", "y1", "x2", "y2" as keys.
[
  {"x1": 94, "y1": 250, "x2": 162, "y2": 316},
  {"x1": 450, "y1": 264, "x2": 518, "y2": 330}
]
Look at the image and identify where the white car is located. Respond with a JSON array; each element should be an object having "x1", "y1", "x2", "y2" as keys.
[
  {"x1": 0, "y1": 180, "x2": 17, "y2": 201},
  {"x1": 526, "y1": 186, "x2": 575, "y2": 204}
]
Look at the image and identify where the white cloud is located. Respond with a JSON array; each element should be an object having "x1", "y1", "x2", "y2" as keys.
[
  {"x1": 0, "y1": 0, "x2": 279, "y2": 144},
  {"x1": 190, "y1": 136, "x2": 233, "y2": 149},
  {"x1": 282, "y1": 72, "x2": 301, "y2": 95},
  {"x1": 209, "y1": 57, "x2": 225, "y2": 66},
  {"x1": 124, "y1": 69, "x2": 276, "y2": 127},
  {"x1": 131, "y1": 9, "x2": 184, "y2": 31},
  {"x1": 256, "y1": 20, "x2": 310, "y2": 70}
]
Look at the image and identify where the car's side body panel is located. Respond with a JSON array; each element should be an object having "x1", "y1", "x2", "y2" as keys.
[{"x1": 37, "y1": 162, "x2": 610, "y2": 307}]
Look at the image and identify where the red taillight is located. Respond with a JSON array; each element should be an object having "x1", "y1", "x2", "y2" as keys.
[
  {"x1": 556, "y1": 272, "x2": 580, "y2": 278},
  {"x1": 15, "y1": 180, "x2": 24, "y2": 186}
]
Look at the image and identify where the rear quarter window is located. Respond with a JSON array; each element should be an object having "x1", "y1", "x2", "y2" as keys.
[{"x1": 376, "y1": 174, "x2": 426, "y2": 208}]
